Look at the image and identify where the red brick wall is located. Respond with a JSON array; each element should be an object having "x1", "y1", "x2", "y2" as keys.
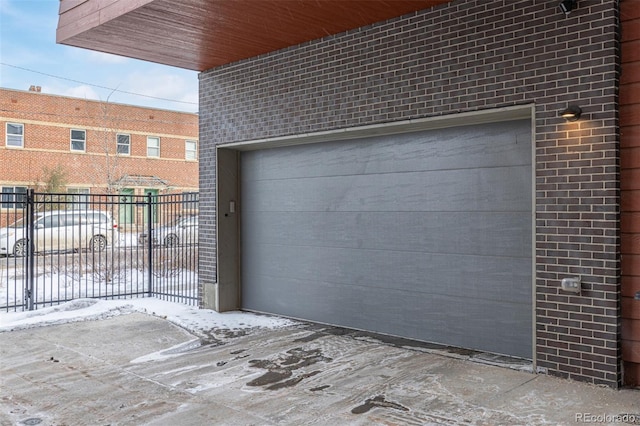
[
  {"x1": 0, "y1": 88, "x2": 198, "y2": 191},
  {"x1": 620, "y1": 0, "x2": 640, "y2": 387}
]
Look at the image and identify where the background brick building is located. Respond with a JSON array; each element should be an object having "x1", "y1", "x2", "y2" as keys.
[{"x1": 0, "y1": 87, "x2": 198, "y2": 225}]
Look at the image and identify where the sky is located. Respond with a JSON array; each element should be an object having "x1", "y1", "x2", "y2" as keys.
[{"x1": 0, "y1": 0, "x2": 199, "y2": 113}]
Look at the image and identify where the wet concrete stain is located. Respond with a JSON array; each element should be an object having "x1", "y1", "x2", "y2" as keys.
[
  {"x1": 267, "y1": 371, "x2": 320, "y2": 391},
  {"x1": 233, "y1": 353, "x2": 250, "y2": 361},
  {"x1": 351, "y1": 395, "x2": 409, "y2": 415},
  {"x1": 293, "y1": 332, "x2": 325, "y2": 343},
  {"x1": 247, "y1": 347, "x2": 332, "y2": 390},
  {"x1": 295, "y1": 324, "x2": 481, "y2": 356},
  {"x1": 220, "y1": 329, "x2": 249, "y2": 339},
  {"x1": 310, "y1": 385, "x2": 330, "y2": 392},
  {"x1": 204, "y1": 327, "x2": 257, "y2": 344},
  {"x1": 293, "y1": 323, "x2": 530, "y2": 369},
  {"x1": 20, "y1": 419, "x2": 42, "y2": 425},
  {"x1": 293, "y1": 324, "x2": 353, "y2": 343},
  {"x1": 248, "y1": 370, "x2": 292, "y2": 387}
]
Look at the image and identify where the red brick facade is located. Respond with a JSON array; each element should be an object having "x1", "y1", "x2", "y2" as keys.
[
  {"x1": 620, "y1": 0, "x2": 640, "y2": 387},
  {"x1": 0, "y1": 88, "x2": 198, "y2": 196}
]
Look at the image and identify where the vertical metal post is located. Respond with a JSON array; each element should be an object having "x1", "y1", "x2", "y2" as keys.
[
  {"x1": 26, "y1": 189, "x2": 35, "y2": 311},
  {"x1": 147, "y1": 192, "x2": 153, "y2": 297}
]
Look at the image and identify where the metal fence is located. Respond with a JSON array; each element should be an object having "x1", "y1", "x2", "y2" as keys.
[{"x1": 0, "y1": 190, "x2": 198, "y2": 311}]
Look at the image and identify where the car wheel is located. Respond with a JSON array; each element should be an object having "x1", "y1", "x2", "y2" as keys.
[
  {"x1": 90, "y1": 235, "x2": 107, "y2": 252},
  {"x1": 13, "y1": 239, "x2": 27, "y2": 257},
  {"x1": 164, "y1": 234, "x2": 179, "y2": 248}
]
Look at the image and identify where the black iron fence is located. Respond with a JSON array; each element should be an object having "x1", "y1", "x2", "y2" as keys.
[{"x1": 0, "y1": 190, "x2": 198, "y2": 311}]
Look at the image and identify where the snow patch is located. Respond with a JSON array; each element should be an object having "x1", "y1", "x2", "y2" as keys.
[
  {"x1": 0, "y1": 298, "x2": 135, "y2": 331},
  {"x1": 131, "y1": 338, "x2": 203, "y2": 364},
  {"x1": 0, "y1": 297, "x2": 299, "y2": 342}
]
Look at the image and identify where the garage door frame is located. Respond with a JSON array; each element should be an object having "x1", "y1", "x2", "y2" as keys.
[{"x1": 213, "y1": 103, "x2": 536, "y2": 360}]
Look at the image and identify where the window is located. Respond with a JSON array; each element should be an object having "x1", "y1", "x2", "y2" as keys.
[
  {"x1": 185, "y1": 140, "x2": 197, "y2": 160},
  {"x1": 6, "y1": 123, "x2": 24, "y2": 148},
  {"x1": 67, "y1": 188, "x2": 90, "y2": 209},
  {"x1": 64, "y1": 214, "x2": 81, "y2": 226},
  {"x1": 70, "y1": 129, "x2": 86, "y2": 152},
  {"x1": 1, "y1": 186, "x2": 27, "y2": 209},
  {"x1": 117, "y1": 134, "x2": 130, "y2": 155},
  {"x1": 147, "y1": 136, "x2": 160, "y2": 158},
  {"x1": 84, "y1": 211, "x2": 110, "y2": 224},
  {"x1": 40, "y1": 215, "x2": 62, "y2": 229}
]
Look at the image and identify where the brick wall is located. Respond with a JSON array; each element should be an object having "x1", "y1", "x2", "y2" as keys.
[
  {"x1": 0, "y1": 88, "x2": 198, "y2": 191},
  {"x1": 199, "y1": 0, "x2": 622, "y2": 386},
  {"x1": 620, "y1": 0, "x2": 640, "y2": 387}
]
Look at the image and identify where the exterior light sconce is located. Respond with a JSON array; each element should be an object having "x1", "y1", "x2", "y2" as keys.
[
  {"x1": 560, "y1": 277, "x2": 581, "y2": 294},
  {"x1": 560, "y1": 105, "x2": 582, "y2": 122},
  {"x1": 635, "y1": 291, "x2": 640, "y2": 300},
  {"x1": 558, "y1": 0, "x2": 577, "y2": 15}
]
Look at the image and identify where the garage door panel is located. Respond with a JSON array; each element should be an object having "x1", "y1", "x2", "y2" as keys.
[
  {"x1": 241, "y1": 120, "x2": 531, "y2": 182},
  {"x1": 243, "y1": 211, "x2": 531, "y2": 258},
  {"x1": 241, "y1": 119, "x2": 532, "y2": 358},
  {"x1": 243, "y1": 166, "x2": 531, "y2": 213},
  {"x1": 243, "y1": 274, "x2": 532, "y2": 358},
  {"x1": 243, "y1": 244, "x2": 531, "y2": 303}
]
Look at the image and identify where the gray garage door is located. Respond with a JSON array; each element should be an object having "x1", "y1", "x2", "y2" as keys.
[{"x1": 241, "y1": 119, "x2": 532, "y2": 358}]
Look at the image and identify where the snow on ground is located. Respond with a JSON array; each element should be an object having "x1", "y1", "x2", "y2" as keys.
[
  {"x1": 0, "y1": 297, "x2": 298, "y2": 337},
  {"x1": 0, "y1": 231, "x2": 199, "y2": 309}
]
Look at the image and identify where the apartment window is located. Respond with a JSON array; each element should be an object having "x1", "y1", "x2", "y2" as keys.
[
  {"x1": 6, "y1": 123, "x2": 24, "y2": 148},
  {"x1": 1, "y1": 186, "x2": 27, "y2": 209},
  {"x1": 70, "y1": 129, "x2": 86, "y2": 152},
  {"x1": 185, "y1": 140, "x2": 197, "y2": 160},
  {"x1": 67, "y1": 188, "x2": 90, "y2": 209},
  {"x1": 147, "y1": 136, "x2": 160, "y2": 158},
  {"x1": 117, "y1": 134, "x2": 130, "y2": 155}
]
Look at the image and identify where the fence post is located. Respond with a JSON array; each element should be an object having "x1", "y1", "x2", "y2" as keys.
[
  {"x1": 25, "y1": 189, "x2": 35, "y2": 311},
  {"x1": 147, "y1": 192, "x2": 153, "y2": 297}
]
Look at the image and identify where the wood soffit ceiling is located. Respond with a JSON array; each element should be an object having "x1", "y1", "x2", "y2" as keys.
[{"x1": 57, "y1": 0, "x2": 453, "y2": 72}]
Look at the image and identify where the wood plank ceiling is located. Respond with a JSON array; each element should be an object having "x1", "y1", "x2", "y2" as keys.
[{"x1": 57, "y1": 0, "x2": 452, "y2": 71}]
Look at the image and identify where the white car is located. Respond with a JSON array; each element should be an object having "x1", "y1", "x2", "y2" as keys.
[
  {"x1": 0, "y1": 210, "x2": 118, "y2": 256},
  {"x1": 144, "y1": 216, "x2": 198, "y2": 248}
]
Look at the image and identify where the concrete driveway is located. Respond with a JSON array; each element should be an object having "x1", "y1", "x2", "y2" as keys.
[{"x1": 1, "y1": 312, "x2": 638, "y2": 425}]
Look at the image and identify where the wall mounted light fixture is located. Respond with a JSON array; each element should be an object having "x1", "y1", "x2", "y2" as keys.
[
  {"x1": 560, "y1": 105, "x2": 582, "y2": 121},
  {"x1": 558, "y1": 0, "x2": 577, "y2": 15},
  {"x1": 561, "y1": 277, "x2": 581, "y2": 294}
]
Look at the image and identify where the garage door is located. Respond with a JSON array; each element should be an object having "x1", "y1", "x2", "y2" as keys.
[{"x1": 241, "y1": 119, "x2": 532, "y2": 358}]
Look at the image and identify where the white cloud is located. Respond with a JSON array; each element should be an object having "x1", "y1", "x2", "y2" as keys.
[
  {"x1": 179, "y1": 90, "x2": 199, "y2": 107},
  {"x1": 0, "y1": 1, "x2": 197, "y2": 113},
  {"x1": 0, "y1": 0, "x2": 20, "y2": 19},
  {"x1": 57, "y1": 84, "x2": 101, "y2": 101},
  {"x1": 114, "y1": 69, "x2": 199, "y2": 111},
  {"x1": 126, "y1": 70, "x2": 195, "y2": 99},
  {"x1": 1, "y1": 0, "x2": 58, "y2": 38}
]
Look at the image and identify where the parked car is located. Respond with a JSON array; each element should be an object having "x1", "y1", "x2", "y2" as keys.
[
  {"x1": 0, "y1": 210, "x2": 118, "y2": 256},
  {"x1": 140, "y1": 215, "x2": 198, "y2": 248}
]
